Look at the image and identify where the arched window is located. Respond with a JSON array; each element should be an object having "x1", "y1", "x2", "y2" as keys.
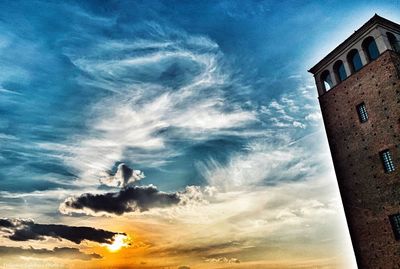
[
  {"x1": 320, "y1": 70, "x2": 333, "y2": 91},
  {"x1": 387, "y1": 32, "x2": 400, "y2": 53},
  {"x1": 362, "y1": 36, "x2": 379, "y2": 61},
  {"x1": 347, "y1": 49, "x2": 363, "y2": 73},
  {"x1": 333, "y1": 60, "x2": 347, "y2": 83}
]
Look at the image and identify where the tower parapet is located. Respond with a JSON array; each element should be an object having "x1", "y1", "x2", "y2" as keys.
[{"x1": 309, "y1": 14, "x2": 400, "y2": 95}]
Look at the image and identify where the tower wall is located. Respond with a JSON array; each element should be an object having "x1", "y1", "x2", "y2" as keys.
[{"x1": 319, "y1": 50, "x2": 400, "y2": 268}]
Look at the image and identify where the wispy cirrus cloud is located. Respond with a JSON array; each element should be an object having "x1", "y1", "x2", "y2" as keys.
[
  {"x1": 40, "y1": 24, "x2": 257, "y2": 185},
  {"x1": 198, "y1": 139, "x2": 320, "y2": 191}
]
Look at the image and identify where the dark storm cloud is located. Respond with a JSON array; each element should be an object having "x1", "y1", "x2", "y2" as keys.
[
  {"x1": 60, "y1": 185, "x2": 180, "y2": 216},
  {"x1": 0, "y1": 245, "x2": 102, "y2": 260},
  {"x1": 0, "y1": 219, "x2": 13, "y2": 228},
  {"x1": 0, "y1": 218, "x2": 123, "y2": 244}
]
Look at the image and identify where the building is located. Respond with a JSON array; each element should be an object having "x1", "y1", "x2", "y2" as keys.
[{"x1": 308, "y1": 15, "x2": 400, "y2": 269}]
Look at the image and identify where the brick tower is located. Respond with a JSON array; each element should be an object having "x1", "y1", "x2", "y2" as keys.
[{"x1": 309, "y1": 15, "x2": 400, "y2": 268}]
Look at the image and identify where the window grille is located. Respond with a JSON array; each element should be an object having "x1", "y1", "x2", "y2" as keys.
[
  {"x1": 356, "y1": 102, "x2": 368, "y2": 123},
  {"x1": 389, "y1": 214, "x2": 400, "y2": 240},
  {"x1": 380, "y1": 149, "x2": 395, "y2": 173}
]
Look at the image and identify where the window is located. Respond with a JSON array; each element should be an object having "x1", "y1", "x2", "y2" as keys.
[
  {"x1": 380, "y1": 149, "x2": 395, "y2": 173},
  {"x1": 320, "y1": 70, "x2": 333, "y2": 91},
  {"x1": 347, "y1": 49, "x2": 363, "y2": 73},
  {"x1": 333, "y1": 60, "x2": 347, "y2": 82},
  {"x1": 389, "y1": 214, "x2": 400, "y2": 240},
  {"x1": 356, "y1": 102, "x2": 368, "y2": 123},
  {"x1": 362, "y1": 36, "x2": 380, "y2": 61},
  {"x1": 387, "y1": 32, "x2": 400, "y2": 53}
]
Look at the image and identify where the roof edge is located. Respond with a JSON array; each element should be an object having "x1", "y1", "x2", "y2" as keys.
[{"x1": 308, "y1": 14, "x2": 400, "y2": 74}]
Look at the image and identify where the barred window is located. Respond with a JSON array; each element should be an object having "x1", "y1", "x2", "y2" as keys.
[
  {"x1": 389, "y1": 214, "x2": 400, "y2": 240},
  {"x1": 356, "y1": 102, "x2": 368, "y2": 123},
  {"x1": 380, "y1": 149, "x2": 395, "y2": 173}
]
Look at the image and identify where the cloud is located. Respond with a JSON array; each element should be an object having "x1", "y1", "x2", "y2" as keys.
[
  {"x1": 176, "y1": 185, "x2": 215, "y2": 206},
  {"x1": 204, "y1": 257, "x2": 240, "y2": 263},
  {"x1": 138, "y1": 176, "x2": 350, "y2": 267},
  {"x1": 59, "y1": 184, "x2": 213, "y2": 217},
  {"x1": 292, "y1": 121, "x2": 306, "y2": 129},
  {"x1": 269, "y1": 100, "x2": 286, "y2": 114},
  {"x1": 0, "y1": 218, "x2": 123, "y2": 244},
  {"x1": 99, "y1": 163, "x2": 145, "y2": 188},
  {"x1": 149, "y1": 239, "x2": 246, "y2": 259},
  {"x1": 0, "y1": 246, "x2": 102, "y2": 260},
  {"x1": 199, "y1": 141, "x2": 318, "y2": 191},
  {"x1": 305, "y1": 112, "x2": 322, "y2": 122},
  {"x1": 52, "y1": 24, "x2": 256, "y2": 184},
  {"x1": 0, "y1": 219, "x2": 13, "y2": 228},
  {"x1": 59, "y1": 185, "x2": 181, "y2": 216}
]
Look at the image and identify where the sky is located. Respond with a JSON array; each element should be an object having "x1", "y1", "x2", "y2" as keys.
[{"x1": 0, "y1": 1, "x2": 399, "y2": 268}]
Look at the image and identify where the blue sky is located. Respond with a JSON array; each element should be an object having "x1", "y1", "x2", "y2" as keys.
[
  {"x1": 0, "y1": 1, "x2": 399, "y2": 268},
  {"x1": 1, "y1": 0, "x2": 398, "y2": 193}
]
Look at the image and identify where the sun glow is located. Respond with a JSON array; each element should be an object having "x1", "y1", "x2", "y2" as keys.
[{"x1": 106, "y1": 234, "x2": 131, "y2": 252}]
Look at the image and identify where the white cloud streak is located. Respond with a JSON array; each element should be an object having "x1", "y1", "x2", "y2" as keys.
[{"x1": 54, "y1": 27, "x2": 257, "y2": 183}]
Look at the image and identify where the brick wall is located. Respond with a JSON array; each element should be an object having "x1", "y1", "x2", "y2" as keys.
[{"x1": 320, "y1": 50, "x2": 400, "y2": 269}]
